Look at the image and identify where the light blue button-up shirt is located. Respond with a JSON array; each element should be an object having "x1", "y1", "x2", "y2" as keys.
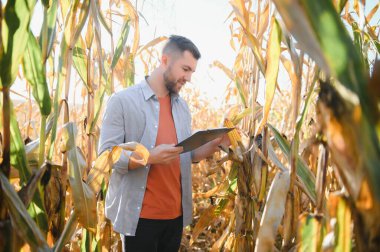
[{"x1": 98, "y1": 79, "x2": 193, "y2": 236}]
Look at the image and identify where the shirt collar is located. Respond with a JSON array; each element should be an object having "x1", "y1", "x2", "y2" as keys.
[
  {"x1": 141, "y1": 78, "x2": 155, "y2": 101},
  {"x1": 141, "y1": 76, "x2": 179, "y2": 101}
]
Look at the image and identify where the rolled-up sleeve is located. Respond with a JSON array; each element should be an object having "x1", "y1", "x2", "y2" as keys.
[{"x1": 98, "y1": 94, "x2": 131, "y2": 174}]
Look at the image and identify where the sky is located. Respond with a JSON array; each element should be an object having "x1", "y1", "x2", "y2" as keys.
[
  {"x1": 10, "y1": 0, "x2": 236, "y2": 108},
  {"x1": 10, "y1": 0, "x2": 380, "y2": 108},
  {"x1": 133, "y1": 0, "x2": 236, "y2": 107}
]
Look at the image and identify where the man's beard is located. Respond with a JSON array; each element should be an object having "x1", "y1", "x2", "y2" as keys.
[{"x1": 163, "y1": 68, "x2": 179, "y2": 94}]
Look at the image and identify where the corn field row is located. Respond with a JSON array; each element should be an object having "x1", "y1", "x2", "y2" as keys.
[{"x1": 0, "y1": 0, "x2": 379, "y2": 251}]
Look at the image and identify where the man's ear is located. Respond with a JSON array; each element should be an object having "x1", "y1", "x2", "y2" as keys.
[{"x1": 161, "y1": 54, "x2": 168, "y2": 66}]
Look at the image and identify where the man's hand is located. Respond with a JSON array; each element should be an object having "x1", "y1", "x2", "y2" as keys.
[
  {"x1": 148, "y1": 144, "x2": 183, "y2": 165},
  {"x1": 213, "y1": 133, "x2": 231, "y2": 150},
  {"x1": 192, "y1": 133, "x2": 231, "y2": 163}
]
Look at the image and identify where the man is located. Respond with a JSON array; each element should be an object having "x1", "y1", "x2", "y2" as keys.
[{"x1": 98, "y1": 35, "x2": 229, "y2": 251}]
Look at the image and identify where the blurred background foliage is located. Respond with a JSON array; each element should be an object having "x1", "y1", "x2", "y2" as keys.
[{"x1": 0, "y1": 0, "x2": 379, "y2": 251}]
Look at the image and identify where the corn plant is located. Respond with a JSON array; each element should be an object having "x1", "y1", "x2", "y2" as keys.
[
  {"x1": 188, "y1": 0, "x2": 380, "y2": 251},
  {"x1": 1, "y1": 0, "x2": 380, "y2": 251},
  {"x1": 0, "y1": 0, "x2": 145, "y2": 251}
]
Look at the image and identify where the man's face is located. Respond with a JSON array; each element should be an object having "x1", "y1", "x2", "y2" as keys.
[{"x1": 163, "y1": 50, "x2": 198, "y2": 94}]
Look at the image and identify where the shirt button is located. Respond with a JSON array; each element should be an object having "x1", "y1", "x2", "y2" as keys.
[
  {"x1": 137, "y1": 206, "x2": 140, "y2": 210},
  {"x1": 154, "y1": 125, "x2": 158, "y2": 128},
  {"x1": 141, "y1": 186, "x2": 145, "y2": 189}
]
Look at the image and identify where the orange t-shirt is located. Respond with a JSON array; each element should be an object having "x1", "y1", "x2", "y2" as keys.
[{"x1": 140, "y1": 95, "x2": 182, "y2": 219}]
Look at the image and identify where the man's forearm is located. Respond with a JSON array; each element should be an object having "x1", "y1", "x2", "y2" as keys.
[{"x1": 191, "y1": 138, "x2": 221, "y2": 163}]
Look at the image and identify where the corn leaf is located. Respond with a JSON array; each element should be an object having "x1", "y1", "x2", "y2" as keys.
[
  {"x1": 255, "y1": 171, "x2": 290, "y2": 252},
  {"x1": 0, "y1": 172, "x2": 50, "y2": 251},
  {"x1": 61, "y1": 122, "x2": 97, "y2": 232},
  {"x1": 111, "y1": 20, "x2": 131, "y2": 69},
  {"x1": 125, "y1": 53, "x2": 135, "y2": 88},
  {"x1": 7, "y1": 103, "x2": 49, "y2": 233},
  {"x1": 190, "y1": 205, "x2": 218, "y2": 246},
  {"x1": 257, "y1": 17, "x2": 282, "y2": 134},
  {"x1": 39, "y1": 0, "x2": 58, "y2": 62},
  {"x1": 73, "y1": 38, "x2": 90, "y2": 91},
  {"x1": 95, "y1": 0, "x2": 112, "y2": 35},
  {"x1": 17, "y1": 164, "x2": 47, "y2": 207},
  {"x1": 268, "y1": 124, "x2": 317, "y2": 204},
  {"x1": 48, "y1": 0, "x2": 89, "y2": 160},
  {"x1": 90, "y1": 67, "x2": 108, "y2": 133},
  {"x1": 298, "y1": 215, "x2": 325, "y2": 252},
  {"x1": 53, "y1": 211, "x2": 78, "y2": 252},
  {"x1": 9, "y1": 104, "x2": 31, "y2": 184},
  {"x1": 332, "y1": 0, "x2": 348, "y2": 13},
  {"x1": 271, "y1": 0, "x2": 330, "y2": 74},
  {"x1": 366, "y1": 4, "x2": 379, "y2": 24},
  {"x1": 212, "y1": 60, "x2": 234, "y2": 80},
  {"x1": 234, "y1": 77, "x2": 247, "y2": 108},
  {"x1": 230, "y1": 0, "x2": 265, "y2": 74},
  {"x1": 299, "y1": 0, "x2": 369, "y2": 108},
  {"x1": 334, "y1": 196, "x2": 352, "y2": 251},
  {"x1": 0, "y1": 0, "x2": 36, "y2": 87},
  {"x1": 300, "y1": 0, "x2": 380, "y2": 200},
  {"x1": 136, "y1": 36, "x2": 167, "y2": 56},
  {"x1": 23, "y1": 32, "x2": 51, "y2": 116},
  {"x1": 68, "y1": 0, "x2": 90, "y2": 49},
  {"x1": 119, "y1": 0, "x2": 140, "y2": 55},
  {"x1": 88, "y1": 143, "x2": 151, "y2": 194}
]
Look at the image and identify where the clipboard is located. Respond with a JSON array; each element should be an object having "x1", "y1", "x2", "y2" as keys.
[{"x1": 176, "y1": 127, "x2": 234, "y2": 153}]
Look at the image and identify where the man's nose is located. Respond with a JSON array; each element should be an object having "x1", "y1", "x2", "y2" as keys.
[{"x1": 184, "y1": 73, "x2": 192, "y2": 82}]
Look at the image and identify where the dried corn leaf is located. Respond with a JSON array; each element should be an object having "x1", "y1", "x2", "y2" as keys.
[
  {"x1": 257, "y1": 17, "x2": 282, "y2": 134},
  {"x1": 255, "y1": 171, "x2": 290, "y2": 252}
]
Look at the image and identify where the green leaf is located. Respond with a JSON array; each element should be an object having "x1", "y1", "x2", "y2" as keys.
[
  {"x1": 335, "y1": 197, "x2": 352, "y2": 251},
  {"x1": 125, "y1": 53, "x2": 135, "y2": 88},
  {"x1": 0, "y1": 172, "x2": 50, "y2": 251},
  {"x1": 95, "y1": 0, "x2": 112, "y2": 35},
  {"x1": 48, "y1": 40, "x2": 68, "y2": 160},
  {"x1": 27, "y1": 194, "x2": 49, "y2": 236},
  {"x1": 0, "y1": 0, "x2": 36, "y2": 87},
  {"x1": 234, "y1": 77, "x2": 247, "y2": 108},
  {"x1": 73, "y1": 38, "x2": 90, "y2": 91},
  {"x1": 81, "y1": 229, "x2": 91, "y2": 252},
  {"x1": 90, "y1": 62, "x2": 109, "y2": 133},
  {"x1": 298, "y1": 215, "x2": 325, "y2": 252},
  {"x1": 9, "y1": 104, "x2": 31, "y2": 184},
  {"x1": 214, "y1": 198, "x2": 230, "y2": 216},
  {"x1": 25, "y1": 114, "x2": 54, "y2": 169},
  {"x1": 17, "y1": 164, "x2": 47, "y2": 208},
  {"x1": 23, "y1": 32, "x2": 51, "y2": 116},
  {"x1": 69, "y1": 0, "x2": 91, "y2": 49},
  {"x1": 53, "y1": 211, "x2": 78, "y2": 252},
  {"x1": 41, "y1": 0, "x2": 50, "y2": 8},
  {"x1": 299, "y1": 0, "x2": 370, "y2": 112},
  {"x1": 61, "y1": 122, "x2": 97, "y2": 232},
  {"x1": 49, "y1": 0, "x2": 90, "y2": 160},
  {"x1": 291, "y1": 71, "x2": 318, "y2": 193},
  {"x1": 40, "y1": 0, "x2": 58, "y2": 62},
  {"x1": 7, "y1": 103, "x2": 49, "y2": 233},
  {"x1": 111, "y1": 20, "x2": 131, "y2": 69},
  {"x1": 268, "y1": 124, "x2": 317, "y2": 204}
]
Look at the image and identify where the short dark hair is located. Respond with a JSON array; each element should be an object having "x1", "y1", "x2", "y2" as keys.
[{"x1": 162, "y1": 35, "x2": 201, "y2": 60}]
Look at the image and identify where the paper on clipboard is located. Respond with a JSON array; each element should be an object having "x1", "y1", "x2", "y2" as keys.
[{"x1": 176, "y1": 127, "x2": 234, "y2": 153}]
